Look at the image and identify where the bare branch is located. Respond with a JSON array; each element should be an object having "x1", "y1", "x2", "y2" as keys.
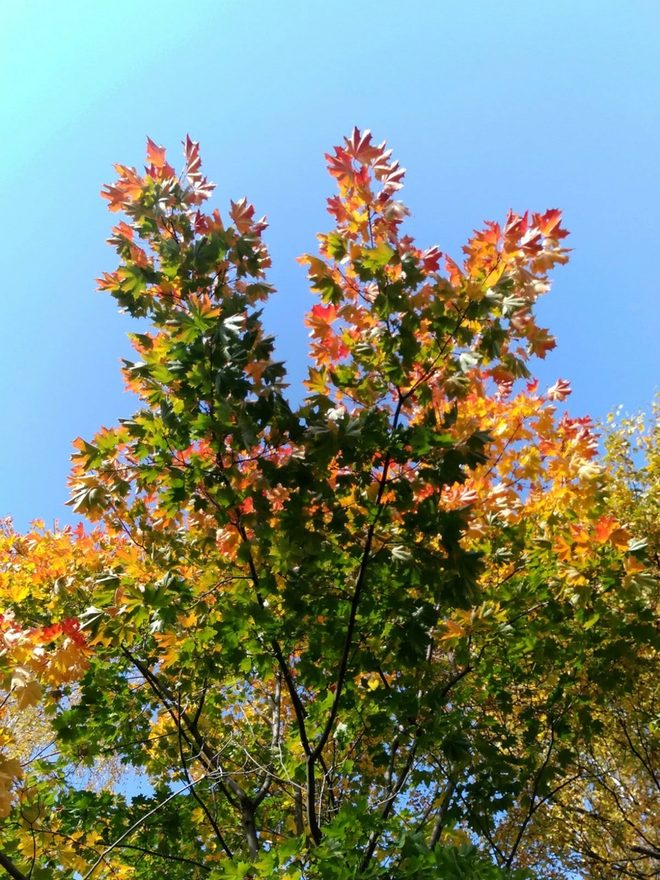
[{"x1": 176, "y1": 690, "x2": 233, "y2": 858}]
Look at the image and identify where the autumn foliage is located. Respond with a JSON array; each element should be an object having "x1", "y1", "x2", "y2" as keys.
[{"x1": 0, "y1": 131, "x2": 657, "y2": 880}]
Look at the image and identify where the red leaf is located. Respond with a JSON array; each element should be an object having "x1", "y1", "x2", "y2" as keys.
[
  {"x1": 326, "y1": 147, "x2": 355, "y2": 184},
  {"x1": 344, "y1": 127, "x2": 383, "y2": 164},
  {"x1": 536, "y1": 208, "x2": 569, "y2": 239},
  {"x1": 306, "y1": 303, "x2": 338, "y2": 333},
  {"x1": 422, "y1": 246, "x2": 442, "y2": 273}
]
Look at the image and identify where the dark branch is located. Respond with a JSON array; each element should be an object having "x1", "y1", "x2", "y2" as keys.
[
  {"x1": 0, "y1": 853, "x2": 28, "y2": 880},
  {"x1": 505, "y1": 724, "x2": 555, "y2": 869},
  {"x1": 176, "y1": 690, "x2": 234, "y2": 858}
]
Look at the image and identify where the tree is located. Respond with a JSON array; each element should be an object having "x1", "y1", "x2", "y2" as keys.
[
  {"x1": 0, "y1": 131, "x2": 657, "y2": 879},
  {"x1": 515, "y1": 404, "x2": 659, "y2": 880}
]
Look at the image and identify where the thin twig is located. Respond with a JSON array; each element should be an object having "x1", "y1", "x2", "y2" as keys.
[{"x1": 81, "y1": 779, "x2": 207, "y2": 880}]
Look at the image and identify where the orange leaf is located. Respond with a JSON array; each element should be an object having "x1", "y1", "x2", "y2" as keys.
[
  {"x1": 593, "y1": 516, "x2": 620, "y2": 544},
  {"x1": 146, "y1": 137, "x2": 167, "y2": 169}
]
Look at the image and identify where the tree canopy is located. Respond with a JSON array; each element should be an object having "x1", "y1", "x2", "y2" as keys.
[{"x1": 0, "y1": 130, "x2": 657, "y2": 880}]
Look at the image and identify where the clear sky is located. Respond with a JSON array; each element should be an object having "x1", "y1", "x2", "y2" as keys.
[{"x1": 1, "y1": 0, "x2": 658, "y2": 530}]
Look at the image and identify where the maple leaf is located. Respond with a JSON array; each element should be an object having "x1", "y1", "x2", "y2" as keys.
[
  {"x1": 554, "y1": 534, "x2": 574, "y2": 562},
  {"x1": 608, "y1": 526, "x2": 631, "y2": 550},
  {"x1": 325, "y1": 146, "x2": 357, "y2": 185},
  {"x1": 0, "y1": 757, "x2": 23, "y2": 819},
  {"x1": 239, "y1": 497, "x2": 256, "y2": 515},
  {"x1": 109, "y1": 220, "x2": 134, "y2": 244},
  {"x1": 101, "y1": 165, "x2": 144, "y2": 211},
  {"x1": 624, "y1": 555, "x2": 645, "y2": 574},
  {"x1": 184, "y1": 134, "x2": 202, "y2": 179},
  {"x1": 441, "y1": 483, "x2": 479, "y2": 510},
  {"x1": 0, "y1": 758, "x2": 22, "y2": 780},
  {"x1": 527, "y1": 325, "x2": 557, "y2": 357},
  {"x1": 305, "y1": 303, "x2": 338, "y2": 336},
  {"x1": 10, "y1": 666, "x2": 42, "y2": 709},
  {"x1": 536, "y1": 208, "x2": 569, "y2": 239},
  {"x1": 593, "y1": 515, "x2": 620, "y2": 543},
  {"x1": 421, "y1": 245, "x2": 442, "y2": 272},
  {"x1": 230, "y1": 197, "x2": 267, "y2": 234},
  {"x1": 438, "y1": 618, "x2": 466, "y2": 642},
  {"x1": 343, "y1": 127, "x2": 384, "y2": 164},
  {"x1": 547, "y1": 378, "x2": 571, "y2": 401},
  {"x1": 100, "y1": 184, "x2": 128, "y2": 213},
  {"x1": 504, "y1": 210, "x2": 529, "y2": 240},
  {"x1": 445, "y1": 255, "x2": 463, "y2": 285},
  {"x1": 376, "y1": 159, "x2": 405, "y2": 191},
  {"x1": 146, "y1": 136, "x2": 167, "y2": 169},
  {"x1": 184, "y1": 134, "x2": 215, "y2": 201},
  {"x1": 326, "y1": 194, "x2": 350, "y2": 223}
]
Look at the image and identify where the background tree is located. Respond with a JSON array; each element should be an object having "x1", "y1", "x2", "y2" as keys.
[
  {"x1": 512, "y1": 404, "x2": 659, "y2": 879},
  {"x1": 0, "y1": 132, "x2": 657, "y2": 880}
]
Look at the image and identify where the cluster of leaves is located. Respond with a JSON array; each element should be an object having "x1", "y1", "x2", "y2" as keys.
[{"x1": 0, "y1": 132, "x2": 657, "y2": 880}]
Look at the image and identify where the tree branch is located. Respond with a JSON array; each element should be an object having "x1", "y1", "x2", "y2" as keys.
[
  {"x1": 81, "y1": 779, "x2": 207, "y2": 879},
  {"x1": 359, "y1": 742, "x2": 418, "y2": 872},
  {"x1": 253, "y1": 671, "x2": 282, "y2": 806},
  {"x1": 505, "y1": 724, "x2": 555, "y2": 868},
  {"x1": 176, "y1": 690, "x2": 234, "y2": 858},
  {"x1": 0, "y1": 853, "x2": 28, "y2": 880},
  {"x1": 305, "y1": 396, "x2": 404, "y2": 844},
  {"x1": 113, "y1": 843, "x2": 211, "y2": 871},
  {"x1": 312, "y1": 396, "x2": 404, "y2": 762},
  {"x1": 429, "y1": 779, "x2": 457, "y2": 849},
  {"x1": 121, "y1": 647, "x2": 239, "y2": 809}
]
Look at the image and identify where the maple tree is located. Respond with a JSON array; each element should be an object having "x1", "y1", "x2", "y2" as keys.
[
  {"x1": 515, "y1": 405, "x2": 659, "y2": 880},
  {"x1": 0, "y1": 131, "x2": 657, "y2": 880}
]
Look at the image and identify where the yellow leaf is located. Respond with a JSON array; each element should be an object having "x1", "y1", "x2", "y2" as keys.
[
  {"x1": 178, "y1": 610, "x2": 198, "y2": 628},
  {"x1": 0, "y1": 757, "x2": 23, "y2": 780},
  {"x1": 10, "y1": 668, "x2": 42, "y2": 709},
  {"x1": 482, "y1": 261, "x2": 506, "y2": 290},
  {"x1": 624, "y1": 555, "x2": 645, "y2": 574},
  {"x1": 0, "y1": 787, "x2": 13, "y2": 818},
  {"x1": 438, "y1": 619, "x2": 466, "y2": 642}
]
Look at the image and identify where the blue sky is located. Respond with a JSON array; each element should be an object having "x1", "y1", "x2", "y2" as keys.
[{"x1": 1, "y1": 0, "x2": 658, "y2": 530}]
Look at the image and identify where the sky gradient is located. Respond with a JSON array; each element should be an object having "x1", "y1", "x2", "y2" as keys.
[{"x1": 1, "y1": 0, "x2": 658, "y2": 530}]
